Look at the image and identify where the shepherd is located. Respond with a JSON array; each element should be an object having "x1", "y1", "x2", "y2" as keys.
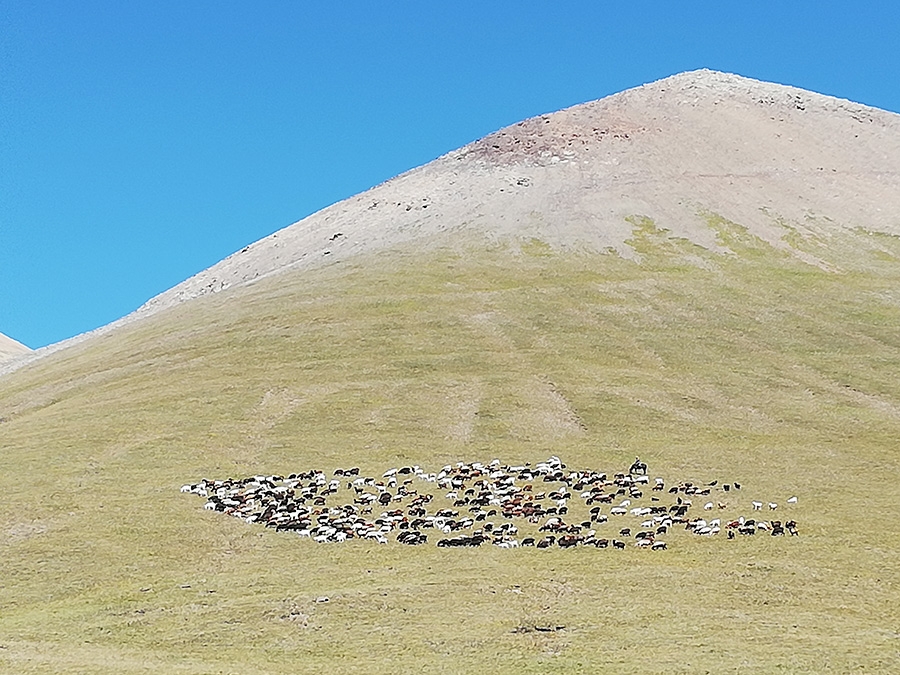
[{"x1": 629, "y1": 457, "x2": 648, "y2": 476}]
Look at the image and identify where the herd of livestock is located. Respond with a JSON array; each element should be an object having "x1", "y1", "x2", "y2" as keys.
[{"x1": 181, "y1": 456, "x2": 799, "y2": 550}]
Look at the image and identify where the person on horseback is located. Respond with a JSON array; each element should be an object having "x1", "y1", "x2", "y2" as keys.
[{"x1": 629, "y1": 456, "x2": 648, "y2": 475}]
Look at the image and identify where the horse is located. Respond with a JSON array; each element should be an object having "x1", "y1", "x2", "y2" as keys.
[{"x1": 629, "y1": 457, "x2": 648, "y2": 476}]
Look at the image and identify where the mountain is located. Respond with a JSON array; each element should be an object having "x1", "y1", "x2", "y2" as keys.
[
  {"x1": 142, "y1": 69, "x2": 900, "y2": 310},
  {"x1": 0, "y1": 331, "x2": 30, "y2": 364},
  {"x1": 6, "y1": 69, "x2": 900, "y2": 376},
  {"x1": 1, "y1": 70, "x2": 899, "y2": 673}
]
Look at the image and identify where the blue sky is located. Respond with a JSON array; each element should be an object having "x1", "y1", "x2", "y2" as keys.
[{"x1": 2, "y1": 2, "x2": 899, "y2": 348}]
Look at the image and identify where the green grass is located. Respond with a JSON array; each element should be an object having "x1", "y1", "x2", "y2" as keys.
[{"x1": 2, "y1": 217, "x2": 900, "y2": 673}]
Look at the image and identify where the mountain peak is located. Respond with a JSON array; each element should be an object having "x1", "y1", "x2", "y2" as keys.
[
  {"x1": 621, "y1": 68, "x2": 887, "y2": 118},
  {"x1": 458, "y1": 69, "x2": 896, "y2": 170}
]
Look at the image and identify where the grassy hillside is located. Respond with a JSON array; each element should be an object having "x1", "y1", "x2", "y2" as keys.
[{"x1": 2, "y1": 215, "x2": 900, "y2": 673}]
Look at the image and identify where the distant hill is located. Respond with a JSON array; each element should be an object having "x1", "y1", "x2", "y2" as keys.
[
  {"x1": 0, "y1": 331, "x2": 30, "y2": 364},
  {"x1": 1, "y1": 71, "x2": 900, "y2": 673}
]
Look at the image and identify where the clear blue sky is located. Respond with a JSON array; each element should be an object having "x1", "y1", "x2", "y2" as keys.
[{"x1": 2, "y1": 2, "x2": 899, "y2": 348}]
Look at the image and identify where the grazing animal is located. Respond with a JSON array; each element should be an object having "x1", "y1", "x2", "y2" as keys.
[
  {"x1": 397, "y1": 531, "x2": 427, "y2": 545},
  {"x1": 558, "y1": 535, "x2": 582, "y2": 548}
]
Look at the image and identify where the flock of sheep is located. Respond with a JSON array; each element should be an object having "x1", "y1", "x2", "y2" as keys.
[{"x1": 181, "y1": 456, "x2": 799, "y2": 550}]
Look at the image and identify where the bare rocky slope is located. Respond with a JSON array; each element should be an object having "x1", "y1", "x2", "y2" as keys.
[{"x1": 4, "y1": 68, "x2": 900, "y2": 375}]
